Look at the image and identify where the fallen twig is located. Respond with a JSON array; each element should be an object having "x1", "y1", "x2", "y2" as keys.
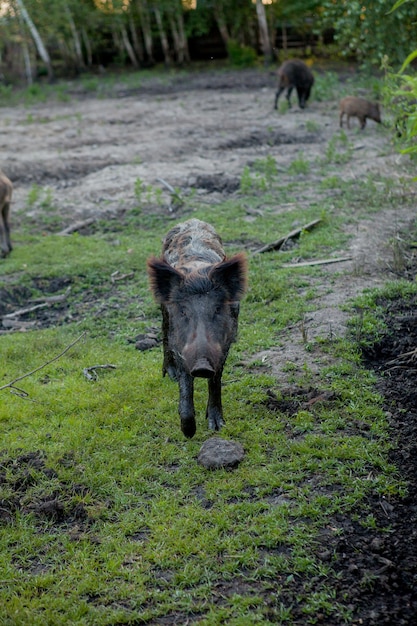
[
  {"x1": 156, "y1": 177, "x2": 185, "y2": 207},
  {"x1": 386, "y1": 347, "x2": 417, "y2": 368},
  {"x1": 83, "y1": 364, "x2": 117, "y2": 381},
  {"x1": 30, "y1": 287, "x2": 71, "y2": 304},
  {"x1": 58, "y1": 218, "x2": 96, "y2": 236},
  {"x1": 1, "y1": 319, "x2": 38, "y2": 330},
  {"x1": 0, "y1": 332, "x2": 86, "y2": 393},
  {"x1": 281, "y1": 256, "x2": 352, "y2": 268},
  {"x1": 252, "y1": 218, "x2": 322, "y2": 254},
  {"x1": 2, "y1": 289, "x2": 71, "y2": 329},
  {"x1": 3, "y1": 303, "x2": 50, "y2": 319},
  {"x1": 111, "y1": 271, "x2": 134, "y2": 284}
]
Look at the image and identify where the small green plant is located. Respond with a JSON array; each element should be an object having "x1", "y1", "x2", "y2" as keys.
[
  {"x1": 0, "y1": 84, "x2": 13, "y2": 104},
  {"x1": 320, "y1": 175, "x2": 341, "y2": 189},
  {"x1": 26, "y1": 184, "x2": 42, "y2": 207},
  {"x1": 26, "y1": 185, "x2": 54, "y2": 211},
  {"x1": 305, "y1": 119, "x2": 321, "y2": 132},
  {"x1": 252, "y1": 155, "x2": 278, "y2": 183},
  {"x1": 82, "y1": 77, "x2": 99, "y2": 92},
  {"x1": 134, "y1": 177, "x2": 146, "y2": 204},
  {"x1": 323, "y1": 131, "x2": 352, "y2": 164},
  {"x1": 288, "y1": 153, "x2": 310, "y2": 175},
  {"x1": 24, "y1": 83, "x2": 48, "y2": 104},
  {"x1": 134, "y1": 177, "x2": 165, "y2": 208},
  {"x1": 240, "y1": 166, "x2": 253, "y2": 193},
  {"x1": 313, "y1": 70, "x2": 341, "y2": 102}
]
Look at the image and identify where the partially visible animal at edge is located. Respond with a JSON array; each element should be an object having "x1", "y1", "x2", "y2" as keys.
[
  {"x1": 0, "y1": 170, "x2": 13, "y2": 258},
  {"x1": 274, "y1": 59, "x2": 314, "y2": 110},
  {"x1": 147, "y1": 219, "x2": 247, "y2": 439},
  {"x1": 339, "y1": 96, "x2": 382, "y2": 130}
]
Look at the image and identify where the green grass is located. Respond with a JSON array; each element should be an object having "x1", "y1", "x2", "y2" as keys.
[{"x1": 1, "y1": 71, "x2": 416, "y2": 624}]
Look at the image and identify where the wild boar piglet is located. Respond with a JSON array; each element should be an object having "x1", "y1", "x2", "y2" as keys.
[{"x1": 339, "y1": 96, "x2": 381, "y2": 130}]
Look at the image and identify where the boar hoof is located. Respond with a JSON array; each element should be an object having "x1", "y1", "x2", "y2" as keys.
[
  {"x1": 207, "y1": 409, "x2": 225, "y2": 432},
  {"x1": 181, "y1": 416, "x2": 196, "y2": 439}
]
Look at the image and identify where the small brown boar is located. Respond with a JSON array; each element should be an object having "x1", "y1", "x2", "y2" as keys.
[
  {"x1": 0, "y1": 170, "x2": 13, "y2": 258},
  {"x1": 339, "y1": 96, "x2": 381, "y2": 130},
  {"x1": 274, "y1": 59, "x2": 314, "y2": 110},
  {"x1": 147, "y1": 219, "x2": 247, "y2": 438}
]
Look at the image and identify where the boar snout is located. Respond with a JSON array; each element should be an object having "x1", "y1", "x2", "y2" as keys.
[{"x1": 190, "y1": 358, "x2": 215, "y2": 379}]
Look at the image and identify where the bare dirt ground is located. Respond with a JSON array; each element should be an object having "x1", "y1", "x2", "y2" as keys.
[{"x1": 1, "y1": 68, "x2": 417, "y2": 624}]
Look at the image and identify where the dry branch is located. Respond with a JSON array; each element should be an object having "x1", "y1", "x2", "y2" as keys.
[
  {"x1": 1, "y1": 288, "x2": 71, "y2": 330},
  {"x1": 3, "y1": 303, "x2": 49, "y2": 319},
  {"x1": 1, "y1": 319, "x2": 38, "y2": 330},
  {"x1": 0, "y1": 332, "x2": 86, "y2": 393},
  {"x1": 58, "y1": 218, "x2": 96, "y2": 236},
  {"x1": 252, "y1": 218, "x2": 322, "y2": 255},
  {"x1": 111, "y1": 271, "x2": 134, "y2": 284},
  {"x1": 156, "y1": 177, "x2": 184, "y2": 206},
  {"x1": 83, "y1": 364, "x2": 117, "y2": 381},
  {"x1": 281, "y1": 256, "x2": 352, "y2": 268},
  {"x1": 30, "y1": 287, "x2": 71, "y2": 304},
  {"x1": 386, "y1": 347, "x2": 417, "y2": 369}
]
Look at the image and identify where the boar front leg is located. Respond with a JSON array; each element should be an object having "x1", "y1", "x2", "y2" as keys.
[
  {"x1": 178, "y1": 370, "x2": 196, "y2": 438},
  {"x1": 206, "y1": 372, "x2": 225, "y2": 432},
  {"x1": 0, "y1": 209, "x2": 10, "y2": 257},
  {"x1": 161, "y1": 305, "x2": 178, "y2": 381}
]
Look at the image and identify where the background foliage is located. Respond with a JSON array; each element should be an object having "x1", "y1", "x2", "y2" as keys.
[{"x1": 1, "y1": 0, "x2": 417, "y2": 83}]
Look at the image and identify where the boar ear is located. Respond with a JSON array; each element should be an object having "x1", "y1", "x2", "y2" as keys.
[
  {"x1": 147, "y1": 257, "x2": 182, "y2": 303},
  {"x1": 210, "y1": 253, "x2": 248, "y2": 301}
]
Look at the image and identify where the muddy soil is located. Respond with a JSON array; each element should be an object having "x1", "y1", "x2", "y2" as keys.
[{"x1": 1, "y1": 68, "x2": 417, "y2": 624}]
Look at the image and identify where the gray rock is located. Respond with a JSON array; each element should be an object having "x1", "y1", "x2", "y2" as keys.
[{"x1": 197, "y1": 437, "x2": 245, "y2": 470}]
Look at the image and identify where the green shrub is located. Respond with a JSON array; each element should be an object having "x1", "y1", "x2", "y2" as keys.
[{"x1": 227, "y1": 40, "x2": 257, "y2": 67}]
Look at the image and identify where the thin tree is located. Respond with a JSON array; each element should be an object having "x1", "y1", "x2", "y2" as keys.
[
  {"x1": 14, "y1": 0, "x2": 53, "y2": 80},
  {"x1": 255, "y1": 0, "x2": 273, "y2": 64},
  {"x1": 65, "y1": 3, "x2": 85, "y2": 70},
  {"x1": 154, "y1": 5, "x2": 172, "y2": 67},
  {"x1": 137, "y1": 0, "x2": 155, "y2": 65},
  {"x1": 17, "y1": 9, "x2": 33, "y2": 84}
]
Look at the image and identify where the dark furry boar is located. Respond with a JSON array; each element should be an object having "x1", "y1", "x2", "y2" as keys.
[
  {"x1": 339, "y1": 96, "x2": 381, "y2": 130},
  {"x1": 0, "y1": 170, "x2": 13, "y2": 258},
  {"x1": 147, "y1": 219, "x2": 247, "y2": 438},
  {"x1": 274, "y1": 59, "x2": 314, "y2": 110}
]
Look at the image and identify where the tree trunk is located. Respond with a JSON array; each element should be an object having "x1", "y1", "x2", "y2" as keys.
[
  {"x1": 169, "y1": 14, "x2": 182, "y2": 63},
  {"x1": 137, "y1": 0, "x2": 155, "y2": 65},
  {"x1": 81, "y1": 28, "x2": 93, "y2": 67},
  {"x1": 112, "y1": 27, "x2": 123, "y2": 59},
  {"x1": 255, "y1": 0, "x2": 273, "y2": 65},
  {"x1": 121, "y1": 24, "x2": 139, "y2": 67},
  {"x1": 213, "y1": 2, "x2": 230, "y2": 47},
  {"x1": 65, "y1": 5, "x2": 85, "y2": 70},
  {"x1": 15, "y1": 0, "x2": 53, "y2": 81},
  {"x1": 154, "y1": 7, "x2": 172, "y2": 67},
  {"x1": 17, "y1": 11, "x2": 33, "y2": 85},
  {"x1": 282, "y1": 24, "x2": 288, "y2": 55},
  {"x1": 175, "y1": 5, "x2": 190, "y2": 64},
  {"x1": 129, "y1": 13, "x2": 144, "y2": 64}
]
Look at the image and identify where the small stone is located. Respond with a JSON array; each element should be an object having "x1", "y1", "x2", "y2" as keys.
[{"x1": 197, "y1": 437, "x2": 245, "y2": 470}]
